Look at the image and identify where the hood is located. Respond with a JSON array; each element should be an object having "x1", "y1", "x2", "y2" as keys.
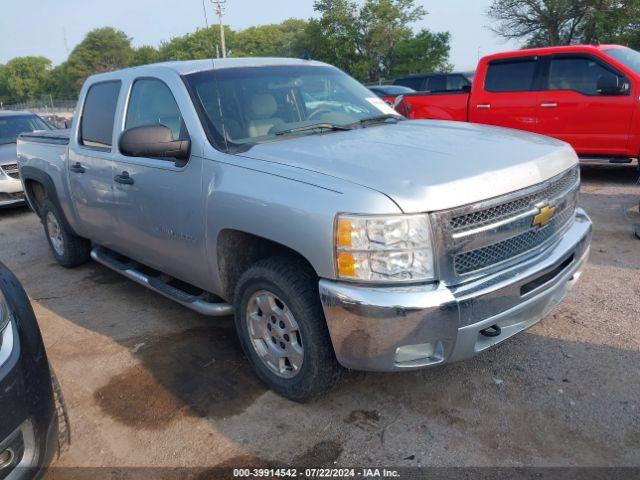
[
  {"x1": 238, "y1": 120, "x2": 577, "y2": 212},
  {"x1": 0, "y1": 143, "x2": 17, "y2": 165}
]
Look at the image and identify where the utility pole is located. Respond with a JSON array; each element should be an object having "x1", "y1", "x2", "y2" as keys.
[{"x1": 212, "y1": 0, "x2": 227, "y2": 58}]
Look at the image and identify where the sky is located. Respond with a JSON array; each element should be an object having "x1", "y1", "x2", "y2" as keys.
[{"x1": 0, "y1": 0, "x2": 520, "y2": 71}]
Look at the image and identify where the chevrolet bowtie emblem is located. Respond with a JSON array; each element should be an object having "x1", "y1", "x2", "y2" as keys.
[{"x1": 532, "y1": 205, "x2": 557, "y2": 228}]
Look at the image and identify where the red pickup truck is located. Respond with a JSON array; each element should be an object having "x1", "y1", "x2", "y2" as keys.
[{"x1": 395, "y1": 45, "x2": 640, "y2": 163}]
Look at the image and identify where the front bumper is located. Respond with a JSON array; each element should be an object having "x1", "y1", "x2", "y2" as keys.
[{"x1": 319, "y1": 208, "x2": 592, "y2": 372}]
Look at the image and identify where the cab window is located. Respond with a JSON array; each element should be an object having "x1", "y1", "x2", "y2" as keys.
[
  {"x1": 547, "y1": 57, "x2": 624, "y2": 95},
  {"x1": 125, "y1": 78, "x2": 187, "y2": 141},
  {"x1": 80, "y1": 81, "x2": 121, "y2": 150},
  {"x1": 485, "y1": 59, "x2": 537, "y2": 92}
]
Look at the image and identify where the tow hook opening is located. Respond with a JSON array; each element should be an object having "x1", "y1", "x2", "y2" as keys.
[{"x1": 480, "y1": 325, "x2": 502, "y2": 338}]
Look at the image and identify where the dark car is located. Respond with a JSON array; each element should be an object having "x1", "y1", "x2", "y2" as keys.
[
  {"x1": 393, "y1": 71, "x2": 474, "y2": 93},
  {"x1": 0, "y1": 261, "x2": 68, "y2": 479},
  {"x1": 368, "y1": 85, "x2": 415, "y2": 104}
]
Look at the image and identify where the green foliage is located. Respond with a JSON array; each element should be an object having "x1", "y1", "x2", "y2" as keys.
[
  {"x1": 0, "y1": 56, "x2": 51, "y2": 104},
  {"x1": 131, "y1": 45, "x2": 161, "y2": 66},
  {"x1": 159, "y1": 26, "x2": 234, "y2": 60},
  {"x1": 488, "y1": 0, "x2": 640, "y2": 48},
  {"x1": 233, "y1": 19, "x2": 309, "y2": 57},
  {"x1": 66, "y1": 27, "x2": 134, "y2": 93},
  {"x1": 390, "y1": 30, "x2": 453, "y2": 78},
  {"x1": 304, "y1": 0, "x2": 450, "y2": 82}
]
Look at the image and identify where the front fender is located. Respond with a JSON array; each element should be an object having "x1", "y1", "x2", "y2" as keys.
[{"x1": 202, "y1": 157, "x2": 401, "y2": 294}]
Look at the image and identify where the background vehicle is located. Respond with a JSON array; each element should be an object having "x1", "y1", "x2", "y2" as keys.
[
  {"x1": 0, "y1": 261, "x2": 68, "y2": 479},
  {"x1": 17, "y1": 58, "x2": 591, "y2": 401},
  {"x1": 0, "y1": 112, "x2": 52, "y2": 208},
  {"x1": 393, "y1": 71, "x2": 473, "y2": 93},
  {"x1": 368, "y1": 85, "x2": 415, "y2": 104},
  {"x1": 395, "y1": 45, "x2": 640, "y2": 163}
]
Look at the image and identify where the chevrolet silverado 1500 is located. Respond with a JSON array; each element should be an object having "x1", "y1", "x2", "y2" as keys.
[
  {"x1": 17, "y1": 58, "x2": 592, "y2": 400},
  {"x1": 396, "y1": 45, "x2": 640, "y2": 164}
]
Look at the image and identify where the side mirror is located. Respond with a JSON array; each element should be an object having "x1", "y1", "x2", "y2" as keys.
[
  {"x1": 462, "y1": 85, "x2": 472, "y2": 93},
  {"x1": 597, "y1": 74, "x2": 627, "y2": 95},
  {"x1": 119, "y1": 125, "x2": 190, "y2": 162}
]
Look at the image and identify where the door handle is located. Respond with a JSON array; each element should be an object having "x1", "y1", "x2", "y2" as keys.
[
  {"x1": 114, "y1": 171, "x2": 134, "y2": 185},
  {"x1": 476, "y1": 104, "x2": 491, "y2": 109},
  {"x1": 540, "y1": 102, "x2": 558, "y2": 108},
  {"x1": 70, "y1": 162, "x2": 85, "y2": 173}
]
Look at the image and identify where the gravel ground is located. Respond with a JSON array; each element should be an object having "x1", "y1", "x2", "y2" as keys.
[{"x1": 0, "y1": 164, "x2": 638, "y2": 472}]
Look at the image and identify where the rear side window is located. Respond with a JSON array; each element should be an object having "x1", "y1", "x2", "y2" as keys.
[
  {"x1": 548, "y1": 57, "x2": 623, "y2": 95},
  {"x1": 126, "y1": 78, "x2": 186, "y2": 141},
  {"x1": 80, "y1": 81, "x2": 121, "y2": 150},
  {"x1": 394, "y1": 77, "x2": 425, "y2": 91},
  {"x1": 485, "y1": 59, "x2": 537, "y2": 92}
]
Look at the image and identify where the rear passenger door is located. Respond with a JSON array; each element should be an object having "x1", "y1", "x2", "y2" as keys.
[
  {"x1": 68, "y1": 81, "x2": 121, "y2": 246},
  {"x1": 111, "y1": 76, "x2": 209, "y2": 288},
  {"x1": 471, "y1": 56, "x2": 543, "y2": 133},
  {"x1": 536, "y1": 54, "x2": 633, "y2": 155}
]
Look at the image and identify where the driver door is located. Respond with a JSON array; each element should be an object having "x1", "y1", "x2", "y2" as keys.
[
  {"x1": 111, "y1": 76, "x2": 209, "y2": 288},
  {"x1": 536, "y1": 54, "x2": 634, "y2": 156}
]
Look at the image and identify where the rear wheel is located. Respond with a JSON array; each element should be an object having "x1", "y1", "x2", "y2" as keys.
[
  {"x1": 41, "y1": 200, "x2": 90, "y2": 268},
  {"x1": 233, "y1": 257, "x2": 341, "y2": 401}
]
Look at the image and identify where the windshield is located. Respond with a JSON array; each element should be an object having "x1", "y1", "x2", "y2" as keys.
[
  {"x1": 604, "y1": 47, "x2": 640, "y2": 74},
  {"x1": 0, "y1": 114, "x2": 51, "y2": 144},
  {"x1": 185, "y1": 65, "x2": 401, "y2": 149}
]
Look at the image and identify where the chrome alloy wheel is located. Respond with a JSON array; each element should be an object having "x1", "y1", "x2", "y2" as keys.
[
  {"x1": 46, "y1": 211, "x2": 64, "y2": 256},
  {"x1": 246, "y1": 290, "x2": 304, "y2": 378}
]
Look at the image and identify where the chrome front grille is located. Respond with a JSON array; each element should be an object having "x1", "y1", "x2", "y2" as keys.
[
  {"x1": 432, "y1": 166, "x2": 580, "y2": 284},
  {"x1": 449, "y1": 167, "x2": 579, "y2": 232},
  {"x1": 453, "y1": 205, "x2": 575, "y2": 275}
]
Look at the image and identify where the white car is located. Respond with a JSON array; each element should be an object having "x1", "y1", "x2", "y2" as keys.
[{"x1": 0, "y1": 111, "x2": 52, "y2": 207}]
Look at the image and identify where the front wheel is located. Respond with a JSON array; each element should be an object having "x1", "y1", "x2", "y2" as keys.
[{"x1": 233, "y1": 257, "x2": 341, "y2": 401}]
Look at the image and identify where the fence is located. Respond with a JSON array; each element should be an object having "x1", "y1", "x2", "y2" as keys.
[{"x1": 0, "y1": 98, "x2": 77, "y2": 115}]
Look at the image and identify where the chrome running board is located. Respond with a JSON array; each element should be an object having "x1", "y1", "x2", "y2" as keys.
[{"x1": 90, "y1": 246, "x2": 233, "y2": 317}]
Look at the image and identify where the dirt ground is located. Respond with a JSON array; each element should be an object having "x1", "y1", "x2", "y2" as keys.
[{"x1": 0, "y1": 164, "x2": 639, "y2": 470}]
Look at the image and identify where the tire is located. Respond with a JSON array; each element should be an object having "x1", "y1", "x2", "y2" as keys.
[
  {"x1": 233, "y1": 257, "x2": 342, "y2": 402},
  {"x1": 41, "y1": 199, "x2": 90, "y2": 268},
  {"x1": 50, "y1": 367, "x2": 71, "y2": 457}
]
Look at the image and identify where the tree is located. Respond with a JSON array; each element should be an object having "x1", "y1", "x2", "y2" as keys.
[
  {"x1": 131, "y1": 45, "x2": 161, "y2": 66},
  {"x1": 159, "y1": 26, "x2": 234, "y2": 60},
  {"x1": 304, "y1": 0, "x2": 449, "y2": 82},
  {"x1": 233, "y1": 19, "x2": 309, "y2": 57},
  {"x1": 487, "y1": 0, "x2": 640, "y2": 47},
  {"x1": 0, "y1": 56, "x2": 51, "y2": 104},
  {"x1": 65, "y1": 27, "x2": 133, "y2": 93},
  {"x1": 389, "y1": 30, "x2": 452, "y2": 78}
]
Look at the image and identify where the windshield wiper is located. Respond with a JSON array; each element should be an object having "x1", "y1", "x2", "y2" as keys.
[
  {"x1": 355, "y1": 114, "x2": 403, "y2": 127},
  {"x1": 274, "y1": 123, "x2": 352, "y2": 136}
]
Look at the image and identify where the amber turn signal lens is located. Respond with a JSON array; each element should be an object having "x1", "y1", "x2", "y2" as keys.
[
  {"x1": 337, "y1": 252, "x2": 356, "y2": 277},
  {"x1": 336, "y1": 219, "x2": 353, "y2": 247}
]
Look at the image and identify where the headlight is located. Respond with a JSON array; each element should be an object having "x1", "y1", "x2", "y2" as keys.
[{"x1": 335, "y1": 213, "x2": 435, "y2": 283}]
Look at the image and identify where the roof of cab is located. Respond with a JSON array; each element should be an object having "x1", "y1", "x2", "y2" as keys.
[
  {"x1": 88, "y1": 57, "x2": 329, "y2": 82},
  {"x1": 481, "y1": 44, "x2": 626, "y2": 62}
]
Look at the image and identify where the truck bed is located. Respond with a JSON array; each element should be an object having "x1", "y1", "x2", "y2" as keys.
[
  {"x1": 396, "y1": 91, "x2": 470, "y2": 122},
  {"x1": 18, "y1": 129, "x2": 70, "y2": 146}
]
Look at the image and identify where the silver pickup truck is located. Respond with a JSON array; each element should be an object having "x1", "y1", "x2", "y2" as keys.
[{"x1": 17, "y1": 58, "x2": 592, "y2": 400}]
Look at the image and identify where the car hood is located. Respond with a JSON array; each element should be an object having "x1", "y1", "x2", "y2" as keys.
[
  {"x1": 0, "y1": 143, "x2": 17, "y2": 165},
  {"x1": 238, "y1": 120, "x2": 577, "y2": 212}
]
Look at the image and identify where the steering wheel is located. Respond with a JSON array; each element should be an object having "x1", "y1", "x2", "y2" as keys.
[{"x1": 307, "y1": 108, "x2": 335, "y2": 121}]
